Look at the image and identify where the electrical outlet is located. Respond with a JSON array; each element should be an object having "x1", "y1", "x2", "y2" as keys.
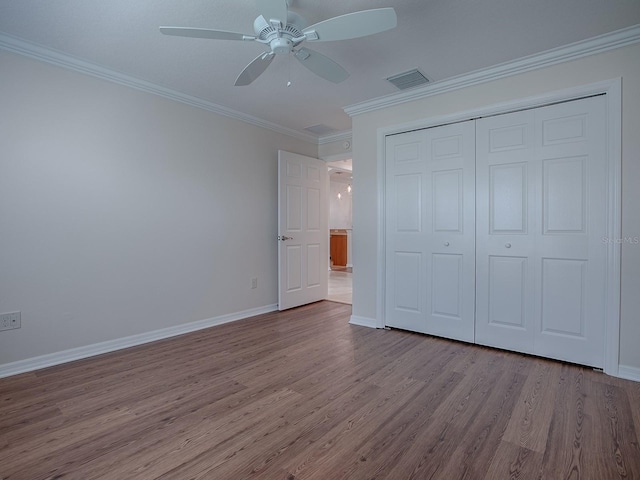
[
  {"x1": 251, "y1": 277, "x2": 258, "y2": 289},
  {"x1": 0, "y1": 311, "x2": 21, "y2": 331}
]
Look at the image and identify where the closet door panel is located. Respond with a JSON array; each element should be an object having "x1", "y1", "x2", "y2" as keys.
[
  {"x1": 385, "y1": 131, "x2": 429, "y2": 332},
  {"x1": 477, "y1": 96, "x2": 607, "y2": 367},
  {"x1": 476, "y1": 110, "x2": 537, "y2": 354},
  {"x1": 424, "y1": 122, "x2": 476, "y2": 342},
  {"x1": 385, "y1": 121, "x2": 475, "y2": 342},
  {"x1": 533, "y1": 96, "x2": 607, "y2": 367}
]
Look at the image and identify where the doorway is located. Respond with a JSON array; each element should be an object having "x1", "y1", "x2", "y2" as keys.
[{"x1": 327, "y1": 159, "x2": 352, "y2": 304}]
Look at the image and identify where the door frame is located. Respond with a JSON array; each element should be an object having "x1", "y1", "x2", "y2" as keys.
[{"x1": 375, "y1": 78, "x2": 622, "y2": 376}]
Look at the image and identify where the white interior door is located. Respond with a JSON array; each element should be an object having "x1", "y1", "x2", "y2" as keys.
[
  {"x1": 384, "y1": 121, "x2": 476, "y2": 342},
  {"x1": 476, "y1": 96, "x2": 608, "y2": 367},
  {"x1": 278, "y1": 150, "x2": 328, "y2": 311}
]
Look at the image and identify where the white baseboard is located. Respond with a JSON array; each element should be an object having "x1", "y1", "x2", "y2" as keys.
[
  {"x1": 349, "y1": 315, "x2": 378, "y2": 329},
  {"x1": 617, "y1": 365, "x2": 640, "y2": 383},
  {"x1": 0, "y1": 304, "x2": 278, "y2": 379}
]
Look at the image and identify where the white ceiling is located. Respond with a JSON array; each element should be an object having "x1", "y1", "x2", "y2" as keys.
[{"x1": 1, "y1": 1, "x2": 639, "y2": 140}]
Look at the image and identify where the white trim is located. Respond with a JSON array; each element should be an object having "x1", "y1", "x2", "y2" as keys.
[
  {"x1": 376, "y1": 79, "x2": 622, "y2": 377},
  {"x1": 321, "y1": 152, "x2": 353, "y2": 163},
  {"x1": 0, "y1": 304, "x2": 278, "y2": 379},
  {"x1": 346, "y1": 25, "x2": 640, "y2": 117},
  {"x1": 0, "y1": 33, "x2": 318, "y2": 144},
  {"x1": 617, "y1": 365, "x2": 640, "y2": 383},
  {"x1": 318, "y1": 131, "x2": 353, "y2": 145},
  {"x1": 603, "y1": 79, "x2": 622, "y2": 378},
  {"x1": 376, "y1": 130, "x2": 387, "y2": 330},
  {"x1": 349, "y1": 315, "x2": 378, "y2": 328}
]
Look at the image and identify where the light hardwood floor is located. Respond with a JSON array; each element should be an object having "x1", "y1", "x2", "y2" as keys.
[
  {"x1": 1, "y1": 301, "x2": 639, "y2": 479},
  {"x1": 327, "y1": 270, "x2": 352, "y2": 304}
]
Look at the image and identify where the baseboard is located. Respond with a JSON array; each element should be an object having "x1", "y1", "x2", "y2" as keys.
[
  {"x1": 0, "y1": 304, "x2": 278, "y2": 379},
  {"x1": 617, "y1": 365, "x2": 640, "y2": 383},
  {"x1": 349, "y1": 315, "x2": 378, "y2": 329}
]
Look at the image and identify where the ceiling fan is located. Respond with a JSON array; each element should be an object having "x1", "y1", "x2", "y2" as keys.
[{"x1": 160, "y1": 0, "x2": 397, "y2": 86}]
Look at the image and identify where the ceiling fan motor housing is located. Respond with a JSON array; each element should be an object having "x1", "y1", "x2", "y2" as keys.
[
  {"x1": 253, "y1": 12, "x2": 306, "y2": 54},
  {"x1": 271, "y1": 37, "x2": 293, "y2": 54}
]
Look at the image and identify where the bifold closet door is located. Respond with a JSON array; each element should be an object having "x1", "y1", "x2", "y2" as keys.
[
  {"x1": 475, "y1": 95, "x2": 607, "y2": 367},
  {"x1": 385, "y1": 121, "x2": 475, "y2": 342}
]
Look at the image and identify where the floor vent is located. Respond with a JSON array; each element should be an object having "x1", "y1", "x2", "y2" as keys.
[{"x1": 386, "y1": 69, "x2": 430, "y2": 90}]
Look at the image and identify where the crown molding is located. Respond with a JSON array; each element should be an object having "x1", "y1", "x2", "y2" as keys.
[
  {"x1": 0, "y1": 32, "x2": 319, "y2": 144},
  {"x1": 345, "y1": 24, "x2": 640, "y2": 117},
  {"x1": 318, "y1": 130, "x2": 352, "y2": 145}
]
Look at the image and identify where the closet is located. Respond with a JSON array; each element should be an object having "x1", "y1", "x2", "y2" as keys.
[{"x1": 384, "y1": 95, "x2": 608, "y2": 367}]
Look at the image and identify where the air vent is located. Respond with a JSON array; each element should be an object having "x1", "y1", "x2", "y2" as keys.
[
  {"x1": 386, "y1": 69, "x2": 430, "y2": 90},
  {"x1": 304, "y1": 124, "x2": 338, "y2": 135}
]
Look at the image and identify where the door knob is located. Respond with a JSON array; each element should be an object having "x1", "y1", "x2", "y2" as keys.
[
  {"x1": 278, "y1": 235, "x2": 293, "y2": 241},
  {"x1": 505, "y1": 243, "x2": 512, "y2": 248},
  {"x1": 444, "y1": 242, "x2": 450, "y2": 247}
]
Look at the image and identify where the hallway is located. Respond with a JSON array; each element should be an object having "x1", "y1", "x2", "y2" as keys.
[{"x1": 327, "y1": 269, "x2": 352, "y2": 304}]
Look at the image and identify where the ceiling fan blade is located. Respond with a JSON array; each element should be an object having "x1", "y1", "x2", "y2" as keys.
[
  {"x1": 235, "y1": 52, "x2": 275, "y2": 86},
  {"x1": 294, "y1": 48, "x2": 349, "y2": 84},
  {"x1": 160, "y1": 26, "x2": 255, "y2": 41},
  {"x1": 303, "y1": 8, "x2": 397, "y2": 42},
  {"x1": 256, "y1": 0, "x2": 288, "y2": 26}
]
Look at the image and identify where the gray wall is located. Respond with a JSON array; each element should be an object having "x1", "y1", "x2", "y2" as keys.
[{"x1": 0, "y1": 50, "x2": 317, "y2": 365}]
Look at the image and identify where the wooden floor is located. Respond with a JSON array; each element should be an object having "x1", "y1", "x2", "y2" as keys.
[{"x1": 1, "y1": 301, "x2": 639, "y2": 479}]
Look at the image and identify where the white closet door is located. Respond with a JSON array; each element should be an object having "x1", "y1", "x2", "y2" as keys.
[
  {"x1": 385, "y1": 121, "x2": 475, "y2": 342},
  {"x1": 476, "y1": 96, "x2": 607, "y2": 367}
]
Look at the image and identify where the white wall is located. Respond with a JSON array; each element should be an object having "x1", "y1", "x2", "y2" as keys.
[
  {"x1": 329, "y1": 181, "x2": 352, "y2": 230},
  {"x1": 318, "y1": 138, "x2": 352, "y2": 159},
  {"x1": 351, "y1": 43, "x2": 640, "y2": 371},
  {"x1": 0, "y1": 51, "x2": 317, "y2": 365}
]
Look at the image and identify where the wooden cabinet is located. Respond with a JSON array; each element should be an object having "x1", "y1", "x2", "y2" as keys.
[{"x1": 330, "y1": 230, "x2": 348, "y2": 266}]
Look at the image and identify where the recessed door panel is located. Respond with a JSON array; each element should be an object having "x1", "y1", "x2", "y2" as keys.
[
  {"x1": 395, "y1": 174, "x2": 422, "y2": 233},
  {"x1": 307, "y1": 188, "x2": 320, "y2": 231},
  {"x1": 490, "y1": 163, "x2": 527, "y2": 234},
  {"x1": 432, "y1": 169, "x2": 463, "y2": 233},
  {"x1": 286, "y1": 245, "x2": 302, "y2": 292},
  {"x1": 307, "y1": 165, "x2": 320, "y2": 181},
  {"x1": 306, "y1": 244, "x2": 321, "y2": 288},
  {"x1": 489, "y1": 124, "x2": 527, "y2": 152},
  {"x1": 542, "y1": 114, "x2": 587, "y2": 145},
  {"x1": 286, "y1": 185, "x2": 302, "y2": 232},
  {"x1": 488, "y1": 256, "x2": 527, "y2": 329},
  {"x1": 543, "y1": 157, "x2": 587, "y2": 234},
  {"x1": 394, "y1": 141, "x2": 421, "y2": 164},
  {"x1": 394, "y1": 252, "x2": 422, "y2": 313},
  {"x1": 541, "y1": 258, "x2": 586, "y2": 337},
  {"x1": 432, "y1": 135, "x2": 463, "y2": 160},
  {"x1": 431, "y1": 253, "x2": 462, "y2": 319}
]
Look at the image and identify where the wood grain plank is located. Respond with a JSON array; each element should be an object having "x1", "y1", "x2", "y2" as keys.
[
  {"x1": 484, "y1": 441, "x2": 544, "y2": 479},
  {"x1": 0, "y1": 301, "x2": 638, "y2": 479},
  {"x1": 502, "y1": 360, "x2": 561, "y2": 452},
  {"x1": 589, "y1": 379, "x2": 640, "y2": 479}
]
